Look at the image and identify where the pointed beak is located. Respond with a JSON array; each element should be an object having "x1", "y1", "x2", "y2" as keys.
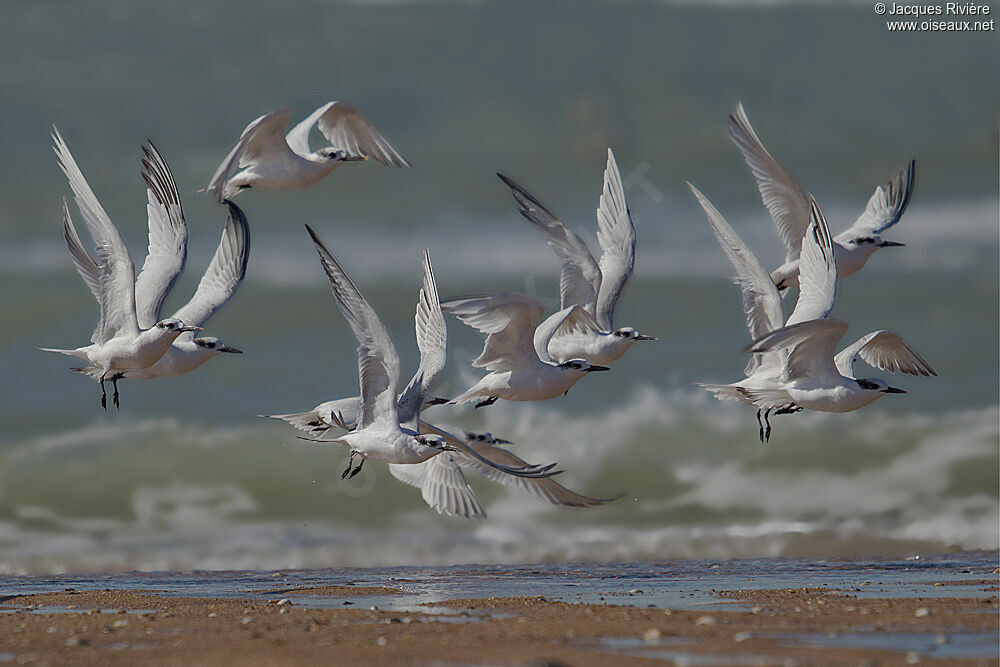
[
  {"x1": 883, "y1": 386, "x2": 907, "y2": 394},
  {"x1": 220, "y1": 345, "x2": 243, "y2": 354},
  {"x1": 586, "y1": 365, "x2": 611, "y2": 372},
  {"x1": 179, "y1": 325, "x2": 204, "y2": 333},
  {"x1": 880, "y1": 240, "x2": 905, "y2": 248},
  {"x1": 635, "y1": 334, "x2": 657, "y2": 341}
]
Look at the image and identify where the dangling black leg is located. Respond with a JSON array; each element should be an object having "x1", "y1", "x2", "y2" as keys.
[
  {"x1": 474, "y1": 396, "x2": 499, "y2": 409},
  {"x1": 341, "y1": 451, "x2": 356, "y2": 479},
  {"x1": 348, "y1": 457, "x2": 365, "y2": 479},
  {"x1": 100, "y1": 379, "x2": 107, "y2": 410},
  {"x1": 112, "y1": 376, "x2": 120, "y2": 409},
  {"x1": 763, "y1": 409, "x2": 773, "y2": 443},
  {"x1": 756, "y1": 409, "x2": 764, "y2": 443}
]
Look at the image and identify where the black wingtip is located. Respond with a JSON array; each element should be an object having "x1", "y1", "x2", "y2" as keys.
[{"x1": 304, "y1": 223, "x2": 320, "y2": 242}]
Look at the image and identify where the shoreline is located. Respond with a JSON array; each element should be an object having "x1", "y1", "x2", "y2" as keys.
[{"x1": 1, "y1": 554, "x2": 996, "y2": 665}]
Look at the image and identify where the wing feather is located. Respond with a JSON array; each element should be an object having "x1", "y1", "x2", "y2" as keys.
[
  {"x1": 204, "y1": 109, "x2": 296, "y2": 202},
  {"x1": 785, "y1": 196, "x2": 837, "y2": 326},
  {"x1": 300, "y1": 102, "x2": 411, "y2": 167},
  {"x1": 834, "y1": 330, "x2": 936, "y2": 378},
  {"x1": 171, "y1": 201, "x2": 251, "y2": 329},
  {"x1": 749, "y1": 319, "x2": 849, "y2": 383},
  {"x1": 52, "y1": 127, "x2": 138, "y2": 344},
  {"x1": 452, "y1": 440, "x2": 608, "y2": 508},
  {"x1": 306, "y1": 225, "x2": 401, "y2": 430},
  {"x1": 729, "y1": 102, "x2": 811, "y2": 263},
  {"x1": 389, "y1": 456, "x2": 485, "y2": 519},
  {"x1": 396, "y1": 250, "x2": 447, "y2": 426},
  {"x1": 134, "y1": 141, "x2": 187, "y2": 328},
  {"x1": 441, "y1": 293, "x2": 545, "y2": 372},
  {"x1": 689, "y1": 183, "x2": 785, "y2": 377},
  {"x1": 593, "y1": 148, "x2": 636, "y2": 331},
  {"x1": 835, "y1": 160, "x2": 916, "y2": 243},
  {"x1": 497, "y1": 173, "x2": 601, "y2": 314},
  {"x1": 61, "y1": 198, "x2": 102, "y2": 302}
]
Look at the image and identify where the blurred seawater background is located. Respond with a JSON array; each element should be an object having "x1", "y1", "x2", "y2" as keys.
[{"x1": 0, "y1": 0, "x2": 996, "y2": 573}]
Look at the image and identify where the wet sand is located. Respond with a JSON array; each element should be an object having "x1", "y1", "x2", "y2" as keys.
[{"x1": 1, "y1": 576, "x2": 996, "y2": 665}]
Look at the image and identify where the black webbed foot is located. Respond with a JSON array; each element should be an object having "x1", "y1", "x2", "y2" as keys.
[
  {"x1": 763, "y1": 408, "x2": 773, "y2": 444},
  {"x1": 474, "y1": 397, "x2": 499, "y2": 409},
  {"x1": 341, "y1": 451, "x2": 356, "y2": 479},
  {"x1": 756, "y1": 409, "x2": 764, "y2": 443},
  {"x1": 100, "y1": 380, "x2": 107, "y2": 410},
  {"x1": 348, "y1": 459, "x2": 365, "y2": 479},
  {"x1": 112, "y1": 377, "x2": 120, "y2": 410}
]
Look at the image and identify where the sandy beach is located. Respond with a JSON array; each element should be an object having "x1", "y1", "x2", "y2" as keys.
[{"x1": 2, "y1": 559, "x2": 996, "y2": 665}]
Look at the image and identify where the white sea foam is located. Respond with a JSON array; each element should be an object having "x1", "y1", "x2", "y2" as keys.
[{"x1": 0, "y1": 390, "x2": 994, "y2": 574}]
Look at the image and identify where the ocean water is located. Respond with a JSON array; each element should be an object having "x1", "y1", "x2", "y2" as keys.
[{"x1": 0, "y1": 0, "x2": 997, "y2": 574}]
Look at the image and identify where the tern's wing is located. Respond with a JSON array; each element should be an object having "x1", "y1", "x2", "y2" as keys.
[
  {"x1": 689, "y1": 184, "x2": 782, "y2": 341},
  {"x1": 497, "y1": 173, "x2": 601, "y2": 314},
  {"x1": 593, "y1": 148, "x2": 636, "y2": 331},
  {"x1": 61, "y1": 198, "x2": 102, "y2": 303},
  {"x1": 289, "y1": 101, "x2": 410, "y2": 167},
  {"x1": 441, "y1": 293, "x2": 546, "y2": 372},
  {"x1": 689, "y1": 183, "x2": 784, "y2": 377},
  {"x1": 419, "y1": 420, "x2": 562, "y2": 480},
  {"x1": 388, "y1": 457, "x2": 486, "y2": 519},
  {"x1": 53, "y1": 127, "x2": 139, "y2": 344},
  {"x1": 553, "y1": 304, "x2": 603, "y2": 338},
  {"x1": 729, "y1": 102, "x2": 811, "y2": 264},
  {"x1": 307, "y1": 225, "x2": 401, "y2": 431},
  {"x1": 204, "y1": 108, "x2": 295, "y2": 202},
  {"x1": 533, "y1": 306, "x2": 585, "y2": 363},
  {"x1": 171, "y1": 201, "x2": 251, "y2": 331},
  {"x1": 397, "y1": 249, "x2": 447, "y2": 426},
  {"x1": 834, "y1": 330, "x2": 936, "y2": 379},
  {"x1": 785, "y1": 196, "x2": 837, "y2": 327},
  {"x1": 453, "y1": 441, "x2": 609, "y2": 508},
  {"x1": 749, "y1": 318, "x2": 849, "y2": 383},
  {"x1": 134, "y1": 141, "x2": 187, "y2": 329},
  {"x1": 263, "y1": 397, "x2": 364, "y2": 435},
  {"x1": 835, "y1": 160, "x2": 916, "y2": 244}
]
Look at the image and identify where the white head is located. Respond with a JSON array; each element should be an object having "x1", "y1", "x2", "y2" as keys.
[
  {"x1": 154, "y1": 317, "x2": 201, "y2": 336},
  {"x1": 465, "y1": 431, "x2": 512, "y2": 446},
  {"x1": 856, "y1": 378, "x2": 906, "y2": 395},
  {"x1": 611, "y1": 326, "x2": 656, "y2": 342},
  {"x1": 193, "y1": 336, "x2": 242, "y2": 355},
  {"x1": 558, "y1": 359, "x2": 611, "y2": 374},
  {"x1": 844, "y1": 236, "x2": 905, "y2": 256},
  {"x1": 319, "y1": 147, "x2": 358, "y2": 162},
  {"x1": 414, "y1": 433, "x2": 452, "y2": 453}
]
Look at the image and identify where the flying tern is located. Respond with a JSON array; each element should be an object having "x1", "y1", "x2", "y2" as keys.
[
  {"x1": 265, "y1": 242, "x2": 449, "y2": 440},
  {"x1": 730, "y1": 102, "x2": 914, "y2": 295},
  {"x1": 40, "y1": 129, "x2": 200, "y2": 408},
  {"x1": 441, "y1": 294, "x2": 609, "y2": 408},
  {"x1": 497, "y1": 148, "x2": 655, "y2": 365},
  {"x1": 205, "y1": 102, "x2": 411, "y2": 202},
  {"x1": 293, "y1": 226, "x2": 559, "y2": 484},
  {"x1": 692, "y1": 185, "x2": 934, "y2": 441},
  {"x1": 388, "y1": 423, "x2": 610, "y2": 519},
  {"x1": 64, "y1": 144, "x2": 250, "y2": 382}
]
